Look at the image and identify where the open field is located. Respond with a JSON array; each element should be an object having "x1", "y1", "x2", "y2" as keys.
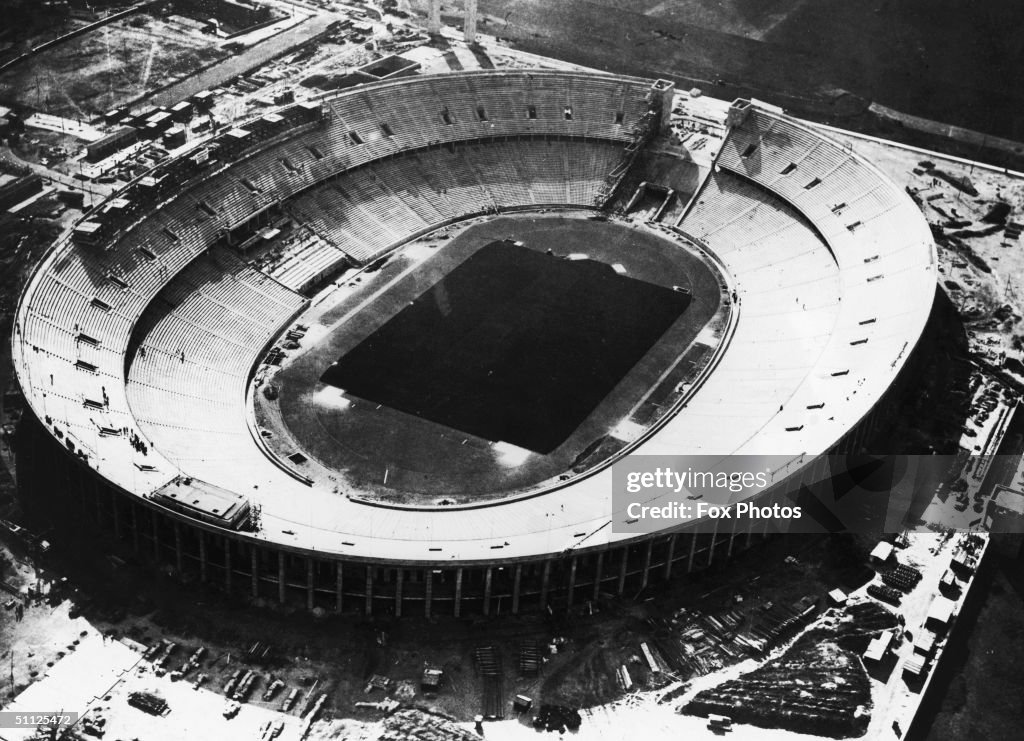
[
  {"x1": 413, "y1": 0, "x2": 1024, "y2": 141},
  {"x1": 0, "y1": 14, "x2": 226, "y2": 118}
]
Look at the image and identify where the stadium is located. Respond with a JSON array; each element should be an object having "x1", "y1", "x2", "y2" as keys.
[{"x1": 11, "y1": 69, "x2": 937, "y2": 618}]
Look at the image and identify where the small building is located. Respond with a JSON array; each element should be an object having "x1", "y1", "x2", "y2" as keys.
[
  {"x1": 192, "y1": 89, "x2": 216, "y2": 111},
  {"x1": 951, "y1": 545, "x2": 979, "y2": 573},
  {"x1": 219, "y1": 127, "x2": 252, "y2": 158},
  {"x1": 163, "y1": 125, "x2": 187, "y2": 149},
  {"x1": 85, "y1": 126, "x2": 137, "y2": 163},
  {"x1": 0, "y1": 173, "x2": 43, "y2": 212},
  {"x1": 925, "y1": 596, "x2": 955, "y2": 630},
  {"x1": 170, "y1": 101, "x2": 194, "y2": 123},
  {"x1": 145, "y1": 110, "x2": 174, "y2": 137},
  {"x1": 827, "y1": 588, "x2": 848, "y2": 606},
  {"x1": 870, "y1": 541, "x2": 893, "y2": 564},
  {"x1": 903, "y1": 654, "x2": 926, "y2": 676},
  {"x1": 863, "y1": 630, "x2": 894, "y2": 662},
  {"x1": 71, "y1": 220, "x2": 104, "y2": 247},
  {"x1": 420, "y1": 667, "x2": 443, "y2": 692},
  {"x1": 130, "y1": 106, "x2": 159, "y2": 128},
  {"x1": 913, "y1": 630, "x2": 936, "y2": 656},
  {"x1": 150, "y1": 476, "x2": 252, "y2": 530},
  {"x1": 708, "y1": 714, "x2": 732, "y2": 731},
  {"x1": 56, "y1": 190, "x2": 85, "y2": 210}
]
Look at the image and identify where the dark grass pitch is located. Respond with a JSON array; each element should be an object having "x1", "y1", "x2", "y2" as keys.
[{"x1": 320, "y1": 240, "x2": 689, "y2": 453}]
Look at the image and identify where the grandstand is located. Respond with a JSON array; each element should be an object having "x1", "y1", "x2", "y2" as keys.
[
  {"x1": 126, "y1": 248, "x2": 305, "y2": 466},
  {"x1": 12, "y1": 72, "x2": 936, "y2": 617},
  {"x1": 287, "y1": 139, "x2": 624, "y2": 266}
]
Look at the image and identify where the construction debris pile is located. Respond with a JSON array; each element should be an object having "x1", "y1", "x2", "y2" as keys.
[
  {"x1": 377, "y1": 708, "x2": 481, "y2": 741},
  {"x1": 646, "y1": 595, "x2": 820, "y2": 679},
  {"x1": 683, "y1": 601, "x2": 897, "y2": 738},
  {"x1": 685, "y1": 636, "x2": 870, "y2": 738}
]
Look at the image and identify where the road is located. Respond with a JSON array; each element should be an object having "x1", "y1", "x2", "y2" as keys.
[{"x1": 1, "y1": 146, "x2": 114, "y2": 205}]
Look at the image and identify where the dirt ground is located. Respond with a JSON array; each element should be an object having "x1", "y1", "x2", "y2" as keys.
[
  {"x1": 822, "y1": 130, "x2": 1024, "y2": 389},
  {"x1": 409, "y1": 0, "x2": 1024, "y2": 141},
  {"x1": 1, "y1": 526, "x2": 876, "y2": 724}
]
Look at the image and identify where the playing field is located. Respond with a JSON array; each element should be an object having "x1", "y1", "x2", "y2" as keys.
[
  {"x1": 321, "y1": 240, "x2": 689, "y2": 453},
  {"x1": 268, "y1": 213, "x2": 724, "y2": 501}
]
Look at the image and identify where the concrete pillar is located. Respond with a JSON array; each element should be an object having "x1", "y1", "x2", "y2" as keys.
[
  {"x1": 278, "y1": 552, "x2": 286, "y2": 605},
  {"x1": 173, "y1": 522, "x2": 183, "y2": 574},
  {"x1": 75, "y1": 474, "x2": 86, "y2": 516},
  {"x1": 641, "y1": 540, "x2": 653, "y2": 590},
  {"x1": 664, "y1": 534, "x2": 677, "y2": 580},
  {"x1": 540, "y1": 560, "x2": 552, "y2": 607},
  {"x1": 152, "y1": 510, "x2": 160, "y2": 562},
  {"x1": 617, "y1": 547, "x2": 628, "y2": 595},
  {"x1": 395, "y1": 569, "x2": 404, "y2": 618},
  {"x1": 593, "y1": 551, "x2": 604, "y2": 601},
  {"x1": 727, "y1": 514, "x2": 740, "y2": 558},
  {"x1": 365, "y1": 566, "x2": 374, "y2": 615},
  {"x1": 483, "y1": 567, "x2": 492, "y2": 616},
  {"x1": 687, "y1": 533, "x2": 698, "y2": 573},
  {"x1": 567, "y1": 557, "x2": 577, "y2": 607},
  {"x1": 708, "y1": 518, "x2": 720, "y2": 566},
  {"x1": 112, "y1": 492, "x2": 121, "y2": 539},
  {"x1": 251, "y1": 546, "x2": 259, "y2": 598},
  {"x1": 763, "y1": 508, "x2": 771, "y2": 536},
  {"x1": 198, "y1": 530, "x2": 207, "y2": 583},
  {"x1": 511, "y1": 565, "x2": 522, "y2": 615},
  {"x1": 427, "y1": 0, "x2": 441, "y2": 33},
  {"x1": 335, "y1": 563, "x2": 344, "y2": 613},
  {"x1": 454, "y1": 568, "x2": 463, "y2": 617},
  {"x1": 425, "y1": 570, "x2": 433, "y2": 618},
  {"x1": 306, "y1": 558, "x2": 315, "y2": 611},
  {"x1": 131, "y1": 504, "x2": 140, "y2": 555},
  {"x1": 224, "y1": 538, "x2": 232, "y2": 593},
  {"x1": 464, "y1": 0, "x2": 478, "y2": 43}
]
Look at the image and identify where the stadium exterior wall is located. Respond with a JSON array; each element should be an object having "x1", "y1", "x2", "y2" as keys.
[{"x1": 14, "y1": 327, "x2": 929, "y2": 618}]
